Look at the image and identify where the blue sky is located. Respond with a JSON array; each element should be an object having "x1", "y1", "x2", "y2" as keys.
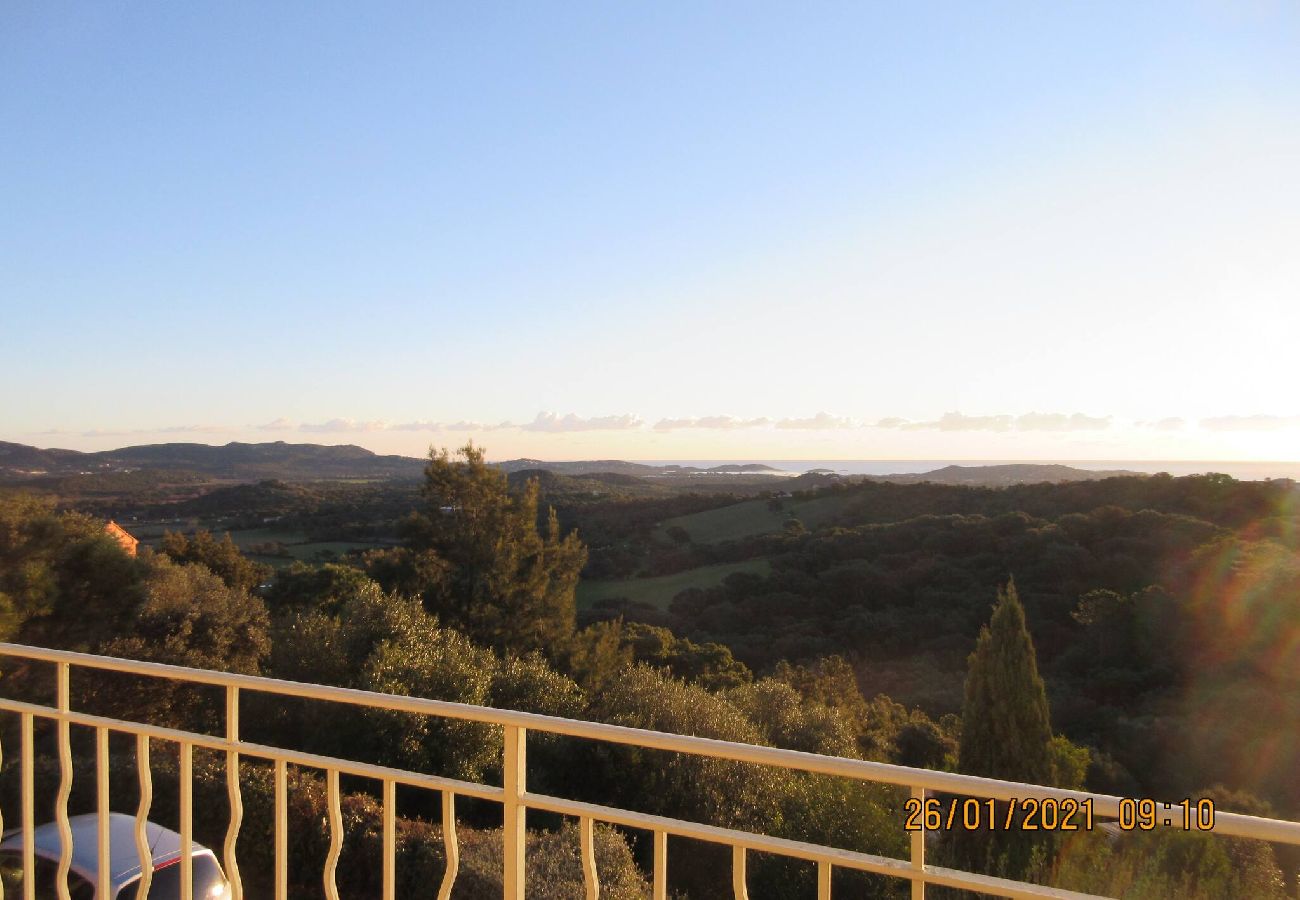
[{"x1": 3, "y1": 2, "x2": 1298, "y2": 460}]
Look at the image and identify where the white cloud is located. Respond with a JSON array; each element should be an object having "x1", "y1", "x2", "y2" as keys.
[
  {"x1": 1015, "y1": 412, "x2": 1111, "y2": 432},
  {"x1": 1200, "y1": 414, "x2": 1300, "y2": 432},
  {"x1": 157, "y1": 424, "x2": 230, "y2": 434},
  {"x1": 654, "y1": 415, "x2": 770, "y2": 431},
  {"x1": 390, "y1": 420, "x2": 443, "y2": 432},
  {"x1": 452, "y1": 420, "x2": 513, "y2": 431},
  {"x1": 69, "y1": 424, "x2": 234, "y2": 438},
  {"x1": 775, "y1": 412, "x2": 856, "y2": 430},
  {"x1": 902, "y1": 412, "x2": 1014, "y2": 432},
  {"x1": 391, "y1": 420, "x2": 511, "y2": 432},
  {"x1": 521, "y1": 412, "x2": 644, "y2": 432},
  {"x1": 892, "y1": 411, "x2": 1111, "y2": 432},
  {"x1": 1137, "y1": 417, "x2": 1186, "y2": 431},
  {"x1": 256, "y1": 418, "x2": 296, "y2": 431},
  {"x1": 299, "y1": 418, "x2": 388, "y2": 434}
]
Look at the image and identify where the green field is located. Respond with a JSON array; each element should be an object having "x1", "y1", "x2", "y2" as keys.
[
  {"x1": 577, "y1": 558, "x2": 771, "y2": 610},
  {"x1": 134, "y1": 522, "x2": 382, "y2": 568},
  {"x1": 654, "y1": 492, "x2": 858, "y2": 544},
  {"x1": 276, "y1": 540, "x2": 385, "y2": 562}
]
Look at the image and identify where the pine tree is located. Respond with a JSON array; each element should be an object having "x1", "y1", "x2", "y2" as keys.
[{"x1": 403, "y1": 442, "x2": 587, "y2": 656}]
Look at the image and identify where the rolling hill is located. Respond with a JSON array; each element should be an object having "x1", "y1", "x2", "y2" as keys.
[{"x1": 0, "y1": 440, "x2": 427, "y2": 482}]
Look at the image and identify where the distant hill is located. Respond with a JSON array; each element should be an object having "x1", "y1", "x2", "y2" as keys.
[
  {"x1": 0, "y1": 442, "x2": 87, "y2": 473},
  {"x1": 2, "y1": 442, "x2": 1142, "y2": 491},
  {"x1": 871, "y1": 463, "x2": 1144, "y2": 487},
  {"x1": 505, "y1": 468, "x2": 673, "y2": 499},
  {"x1": 494, "y1": 459, "x2": 787, "y2": 477},
  {"x1": 157, "y1": 478, "x2": 327, "y2": 518},
  {"x1": 0, "y1": 440, "x2": 426, "y2": 482},
  {"x1": 494, "y1": 459, "x2": 665, "y2": 477}
]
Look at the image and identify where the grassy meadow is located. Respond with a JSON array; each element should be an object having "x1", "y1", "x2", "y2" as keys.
[
  {"x1": 653, "y1": 492, "x2": 859, "y2": 544},
  {"x1": 577, "y1": 558, "x2": 771, "y2": 610}
]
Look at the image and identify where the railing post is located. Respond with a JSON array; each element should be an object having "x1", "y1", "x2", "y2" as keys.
[
  {"x1": 732, "y1": 846, "x2": 749, "y2": 900},
  {"x1": 225, "y1": 685, "x2": 244, "y2": 900},
  {"x1": 21, "y1": 712, "x2": 35, "y2": 900},
  {"x1": 95, "y1": 727, "x2": 110, "y2": 900},
  {"x1": 55, "y1": 662, "x2": 72, "y2": 900},
  {"x1": 579, "y1": 816, "x2": 599, "y2": 900},
  {"x1": 910, "y1": 786, "x2": 925, "y2": 900},
  {"x1": 439, "y1": 792, "x2": 459, "y2": 900},
  {"x1": 324, "y1": 769, "x2": 342, "y2": 900},
  {"x1": 652, "y1": 830, "x2": 667, "y2": 900},
  {"x1": 180, "y1": 741, "x2": 193, "y2": 900},
  {"x1": 502, "y1": 725, "x2": 527, "y2": 899},
  {"x1": 382, "y1": 779, "x2": 396, "y2": 900},
  {"x1": 274, "y1": 760, "x2": 287, "y2": 900},
  {"x1": 134, "y1": 735, "x2": 153, "y2": 900}
]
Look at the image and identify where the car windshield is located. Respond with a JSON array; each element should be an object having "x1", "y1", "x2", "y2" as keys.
[{"x1": 0, "y1": 853, "x2": 94, "y2": 900}]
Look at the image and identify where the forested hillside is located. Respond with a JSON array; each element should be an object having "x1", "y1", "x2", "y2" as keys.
[{"x1": 1, "y1": 449, "x2": 1296, "y2": 898}]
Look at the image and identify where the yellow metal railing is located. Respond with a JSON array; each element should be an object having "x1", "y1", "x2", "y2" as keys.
[{"x1": 3, "y1": 642, "x2": 1300, "y2": 899}]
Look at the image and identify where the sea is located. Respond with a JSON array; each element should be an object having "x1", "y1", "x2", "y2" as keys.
[{"x1": 632, "y1": 460, "x2": 1300, "y2": 482}]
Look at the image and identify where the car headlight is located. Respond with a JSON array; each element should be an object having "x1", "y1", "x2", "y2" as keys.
[{"x1": 207, "y1": 881, "x2": 231, "y2": 899}]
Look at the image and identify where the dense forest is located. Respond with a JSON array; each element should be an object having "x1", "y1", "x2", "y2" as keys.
[{"x1": 1, "y1": 446, "x2": 1297, "y2": 898}]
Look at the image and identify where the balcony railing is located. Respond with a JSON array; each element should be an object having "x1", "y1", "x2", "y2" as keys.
[{"x1": 2, "y1": 642, "x2": 1299, "y2": 900}]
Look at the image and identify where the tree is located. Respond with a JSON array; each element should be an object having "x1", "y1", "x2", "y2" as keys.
[
  {"x1": 402, "y1": 443, "x2": 587, "y2": 655},
  {"x1": 564, "y1": 618, "x2": 634, "y2": 692},
  {"x1": 158, "y1": 529, "x2": 273, "y2": 594},
  {"x1": 959, "y1": 578, "x2": 1052, "y2": 783},
  {"x1": 271, "y1": 579, "x2": 499, "y2": 780},
  {"x1": 265, "y1": 561, "x2": 377, "y2": 615},
  {"x1": 622, "y1": 621, "x2": 751, "y2": 690},
  {"x1": 80, "y1": 553, "x2": 271, "y2": 730},
  {"x1": 954, "y1": 578, "x2": 1054, "y2": 877},
  {"x1": 0, "y1": 494, "x2": 133, "y2": 643},
  {"x1": 665, "y1": 525, "x2": 692, "y2": 545}
]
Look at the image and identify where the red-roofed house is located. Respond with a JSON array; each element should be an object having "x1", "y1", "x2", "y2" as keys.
[{"x1": 104, "y1": 520, "x2": 139, "y2": 557}]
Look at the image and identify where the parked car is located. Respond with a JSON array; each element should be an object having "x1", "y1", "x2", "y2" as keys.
[{"x1": 0, "y1": 812, "x2": 230, "y2": 899}]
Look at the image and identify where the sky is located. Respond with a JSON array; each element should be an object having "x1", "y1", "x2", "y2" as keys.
[{"x1": 3, "y1": 2, "x2": 1299, "y2": 462}]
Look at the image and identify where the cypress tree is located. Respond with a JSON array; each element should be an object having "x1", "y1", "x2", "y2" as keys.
[
  {"x1": 953, "y1": 578, "x2": 1054, "y2": 878},
  {"x1": 959, "y1": 578, "x2": 1052, "y2": 783}
]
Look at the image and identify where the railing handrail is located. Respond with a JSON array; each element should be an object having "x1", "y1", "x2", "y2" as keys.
[{"x1": 4, "y1": 641, "x2": 1299, "y2": 848}]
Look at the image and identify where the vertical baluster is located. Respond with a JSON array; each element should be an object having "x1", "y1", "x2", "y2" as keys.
[
  {"x1": 438, "y1": 792, "x2": 458, "y2": 900},
  {"x1": 579, "y1": 816, "x2": 599, "y2": 900},
  {"x1": 224, "y1": 686, "x2": 244, "y2": 900},
  {"x1": 274, "y1": 760, "x2": 287, "y2": 900},
  {"x1": 382, "y1": 779, "x2": 395, "y2": 900},
  {"x1": 21, "y1": 713, "x2": 34, "y2": 900},
  {"x1": 135, "y1": 735, "x2": 153, "y2": 900},
  {"x1": 731, "y1": 846, "x2": 749, "y2": 900},
  {"x1": 324, "y1": 769, "x2": 342, "y2": 900},
  {"x1": 55, "y1": 662, "x2": 72, "y2": 900},
  {"x1": 95, "y1": 728, "x2": 110, "y2": 900},
  {"x1": 817, "y1": 861, "x2": 831, "y2": 900},
  {"x1": 180, "y1": 741, "x2": 193, "y2": 900},
  {"x1": 910, "y1": 786, "x2": 925, "y2": 900},
  {"x1": 652, "y1": 831, "x2": 667, "y2": 900},
  {"x1": 502, "y1": 725, "x2": 526, "y2": 899}
]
